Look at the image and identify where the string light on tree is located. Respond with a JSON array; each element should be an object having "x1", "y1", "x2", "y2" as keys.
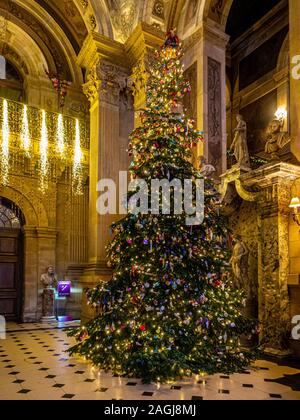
[
  {"x1": 70, "y1": 31, "x2": 258, "y2": 383},
  {"x1": 1, "y1": 99, "x2": 10, "y2": 186}
]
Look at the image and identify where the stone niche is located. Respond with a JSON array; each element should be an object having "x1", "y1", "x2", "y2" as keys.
[{"x1": 227, "y1": 200, "x2": 259, "y2": 316}]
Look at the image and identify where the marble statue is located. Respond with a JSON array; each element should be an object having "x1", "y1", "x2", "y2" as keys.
[
  {"x1": 41, "y1": 266, "x2": 58, "y2": 322},
  {"x1": 230, "y1": 114, "x2": 250, "y2": 170},
  {"x1": 230, "y1": 235, "x2": 249, "y2": 292},
  {"x1": 265, "y1": 117, "x2": 291, "y2": 159},
  {"x1": 199, "y1": 156, "x2": 216, "y2": 178}
]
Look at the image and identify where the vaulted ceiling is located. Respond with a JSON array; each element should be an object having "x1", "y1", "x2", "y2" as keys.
[{"x1": 34, "y1": 0, "x2": 88, "y2": 54}]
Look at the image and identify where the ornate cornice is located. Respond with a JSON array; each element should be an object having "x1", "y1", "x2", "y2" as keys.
[
  {"x1": 183, "y1": 21, "x2": 229, "y2": 52},
  {"x1": 78, "y1": 31, "x2": 127, "y2": 70},
  {"x1": 125, "y1": 22, "x2": 164, "y2": 66}
]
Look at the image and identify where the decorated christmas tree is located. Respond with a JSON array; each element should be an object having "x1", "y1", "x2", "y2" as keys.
[{"x1": 68, "y1": 31, "x2": 257, "y2": 384}]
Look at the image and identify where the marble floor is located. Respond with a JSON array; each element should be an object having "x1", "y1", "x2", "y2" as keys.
[{"x1": 0, "y1": 322, "x2": 300, "y2": 400}]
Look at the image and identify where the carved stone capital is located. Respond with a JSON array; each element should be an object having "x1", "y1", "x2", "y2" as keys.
[
  {"x1": 83, "y1": 59, "x2": 129, "y2": 106},
  {"x1": 130, "y1": 53, "x2": 151, "y2": 107}
]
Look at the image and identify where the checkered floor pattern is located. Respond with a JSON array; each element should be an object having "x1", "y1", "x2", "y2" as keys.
[{"x1": 0, "y1": 322, "x2": 299, "y2": 400}]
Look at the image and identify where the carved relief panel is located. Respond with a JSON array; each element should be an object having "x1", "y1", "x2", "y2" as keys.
[{"x1": 208, "y1": 57, "x2": 222, "y2": 176}]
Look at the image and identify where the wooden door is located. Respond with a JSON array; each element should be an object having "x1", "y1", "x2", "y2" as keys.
[{"x1": 0, "y1": 229, "x2": 22, "y2": 321}]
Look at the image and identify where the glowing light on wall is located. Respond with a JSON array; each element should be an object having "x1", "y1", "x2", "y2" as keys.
[
  {"x1": 40, "y1": 110, "x2": 49, "y2": 193},
  {"x1": 275, "y1": 107, "x2": 287, "y2": 122},
  {"x1": 21, "y1": 105, "x2": 31, "y2": 157},
  {"x1": 56, "y1": 114, "x2": 65, "y2": 157},
  {"x1": 1, "y1": 99, "x2": 10, "y2": 185},
  {"x1": 73, "y1": 119, "x2": 83, "y2": 195}
]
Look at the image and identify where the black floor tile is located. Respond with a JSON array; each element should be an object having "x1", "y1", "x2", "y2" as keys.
[
  {"x1": 53, "y1": 384, "x2": 65, "y2": 388},
  {"x1": 243, "y1": 384, "x2": 254, "y2": 388},
  {"x1": 265, "y1": 373, "x2": 300, "y2": 392},
  {"x1": 218, "y1": 389, "x2": 230, "y2": 394},
  {"x1": 270, "y1": 394, "x2": 282, "y2": 399},
  {"x1": 18, "y1": 389, "x2": 31, "y2": 394},
  {"x1": 62, "y1": 394, "x2": 75, "y2": 399},
  {"x1": 96, "y1": 388, "x2": 108, "y2": 392},
  {"x1": 192, "y1": 396, "x2": 203, "y2": 400},
  {"x1": 171, "y1": 385, "x2": 181, "y2": 390},
  {"x1": 142, "y1": 392, "x2": 154, "y2": 396}
]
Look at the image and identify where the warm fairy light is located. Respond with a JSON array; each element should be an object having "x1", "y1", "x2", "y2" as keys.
[
  {"x1": 40, "y1": 110, "x2": 49, "y2": 193},
  {"x1": 56, "y1": 113, "x2": 65, "y2": 157},
  {"x1": 1, "y1": 99, "x2": 9, "y2": 185},
  {"x1": 73, "y1": 118, "x2": 83, "y2": 195},
  {"x1": 21, "y1": 104, "x2": 31, "y2": 157}
]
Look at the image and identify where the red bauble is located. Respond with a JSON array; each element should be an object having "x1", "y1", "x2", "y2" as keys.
[{"x1": 139, "y1": 325, "x2": 146, "y2": 332}]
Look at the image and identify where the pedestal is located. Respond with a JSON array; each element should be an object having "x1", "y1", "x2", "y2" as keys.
[{"x1": 41, "y1": 288, "x2": 56, "y2": 323}]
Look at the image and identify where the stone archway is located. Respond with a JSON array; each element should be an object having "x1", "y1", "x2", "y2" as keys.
[{"x1": 0, "y1": 184, "x2": 55, "y2": 322}]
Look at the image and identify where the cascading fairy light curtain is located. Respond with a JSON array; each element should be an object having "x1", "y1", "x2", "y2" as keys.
[
  {"x1": 21, "y1": 105, "x2": 31, "y2": 158},
  {"x1": 72, "y1": 118, "x2": 83, "y2": 195},
  {"x1": 1, "y1": 99, "x2": 10, "y2": 186},
  {"x1": 56, "y1": 113, "x2": 65, "y2": 158},
  {"x1": 0, "y1": 98, "x2": 85, "y2": 194},
  {"x1": 39, "y1": 110, "x2": 49, "y2": 193}
]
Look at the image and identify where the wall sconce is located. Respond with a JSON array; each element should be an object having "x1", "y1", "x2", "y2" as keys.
[
  {"x1": 289, "y1": 197, "x2": 300, "y2": 226},
  {"x1": 275, "y1": 107, "x2": 287, "y2": 125}
]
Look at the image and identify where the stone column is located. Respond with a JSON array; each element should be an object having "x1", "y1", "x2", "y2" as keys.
[
  {"x1": 22, "y1": 227, "x2": 38, "y2": 322},
  {"x1": 184, "y1": 23, "x2": 229, "y2": 175},
  {"x1": 125, "y1": 23, "x2": 164, "y2": 128},
  {"x1": 78, "y1": 34, "x2": 132, "y2": 321},
  {"x1": 289, "y1": 0, "x2": 300, "y2": 159},
  {"x1": 243, "y1": 163, "x2": 300, "y2": 354}
]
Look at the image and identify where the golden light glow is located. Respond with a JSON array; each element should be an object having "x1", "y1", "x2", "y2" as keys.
[
  {"x1": 56, "y1": 114, "x2": 65, "y2": 157},
  {"x1": 40, "y1": 110, "x2": 49, "y2": 193},
  {"x1": 21, "y1": 105, "x2": 31, "y2": 157},
  {"x1": 1, "y1": 99, "x2": 10, "y2": 185},
  {"x1": 289, "y1": 197, "x2": 300, "y2": 208},
  {"x1": 275, "y1": 107, "x2": 287, "y2": 121},
  {"x1": 73, "y1": 119, "x2": 83, "y2": 195}
]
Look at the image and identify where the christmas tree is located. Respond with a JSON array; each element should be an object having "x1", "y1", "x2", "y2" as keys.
[{"x1": 68, "y1": 31, "x2": 257, "y2": 384}]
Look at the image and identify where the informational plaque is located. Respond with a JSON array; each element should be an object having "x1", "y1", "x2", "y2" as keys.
[{"x1": 57, "y1": 281, "x2": 71, "y2": 298}]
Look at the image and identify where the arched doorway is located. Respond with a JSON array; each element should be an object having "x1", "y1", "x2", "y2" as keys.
[{"x1": 0, "y1": 197, "x2": 25, "y2": 321}]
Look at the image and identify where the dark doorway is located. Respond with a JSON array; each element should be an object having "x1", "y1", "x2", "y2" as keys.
[{"x1": 0, "y1": 198, "x2": 25, "y2": 321}]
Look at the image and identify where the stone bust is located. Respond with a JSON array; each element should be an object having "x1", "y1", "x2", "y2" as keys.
[
  {"x1": 41, "y1": 266, "x2": 58, "y2": 289},
  {"x1": 199, "y1": 156, "x2": 216, "y2": 178},
  {"x1": 265, "y1": 118, "x2": 291, "y2": 159}
]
